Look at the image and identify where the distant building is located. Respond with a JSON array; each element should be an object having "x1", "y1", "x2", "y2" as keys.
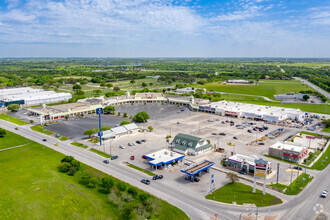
[
  {"x1": 172, "y1": 133, "x2": 212, "y2": 155},
  {"x1": 268, "y1": 141, "x2": 308, "y2": 163},
  {"x1": 175, "y1": 87, "x2": 206, "y2": 94},
  {"x1": 227, "y1": 79, "x2": 250, "y2": 84},
  {"x1": 274, "y1": 92, "x2": 305, "y2": 101},
  {"x1": 97, "y1": 123, "x2": 139, "y2": 140},
  {"x1": 0, "y1": 87, "x2": 71, "y2": 107},
  {"x1": 146, "y1": 75, "x2": 160, "y2": 79}
]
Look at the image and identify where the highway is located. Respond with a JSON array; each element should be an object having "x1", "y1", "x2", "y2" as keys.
[
  {"x1": 1, "y1": 120, "x2": 330, "y2": 220},
  {"x1": 294, "y1": 77, "x2": 330, "y2": 100}
]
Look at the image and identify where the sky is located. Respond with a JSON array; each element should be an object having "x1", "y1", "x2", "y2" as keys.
[{"x1": 0, "y1": 0, "x2": 330, "y2": 57}]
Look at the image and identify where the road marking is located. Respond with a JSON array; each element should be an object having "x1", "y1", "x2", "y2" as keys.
[{"x1": 0, "y1": 143, "x2": 29, "y2": 152}]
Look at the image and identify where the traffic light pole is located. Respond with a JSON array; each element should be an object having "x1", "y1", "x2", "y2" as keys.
[{"x1": 99, "y1": 113, "x2": 102, "y2": 146}]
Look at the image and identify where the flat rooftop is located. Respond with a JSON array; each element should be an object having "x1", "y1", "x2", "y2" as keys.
[
  {"x1": 145, "y1": 149, "x2": 185, "y2": 166},
  {"x1": 269, "y1": 141, "x2": 306, "y2": 152},
  {"x1": 181, "y1": 160, "x2": 214, "y2": 175}
]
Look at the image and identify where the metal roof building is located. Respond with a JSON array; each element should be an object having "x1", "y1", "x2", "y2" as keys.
[
  {"x1": 145, "y1": 149, "x2": 185, "y2": 169},
  {"x1": 172, "y1": 133, "x2": 212, "y2": 155}
]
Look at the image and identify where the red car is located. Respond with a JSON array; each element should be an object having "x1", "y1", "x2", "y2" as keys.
[
  {"x1": 142, "y1": 155, "x2": 147, "y2": 159},
  {"x1": 130, "y1": 156, "x2": 135, "y2": 160}
]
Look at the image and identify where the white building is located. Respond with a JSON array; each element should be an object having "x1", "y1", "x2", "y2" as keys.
[
  {"x1": 0, "y1": 87, "x2": 72, "y2": 106},
  {"x1": 175, "y1": 87, "x2": 206, "y2": 94},
  {"x1": 274, "y1": 92, "x2": 305, "y2": 100},
  {"x1": 268, "y1": 141, "x2": 308, "y2": 163},
  {"x1": 227, "y1": 79, "x2": 250, "y2": 84}
]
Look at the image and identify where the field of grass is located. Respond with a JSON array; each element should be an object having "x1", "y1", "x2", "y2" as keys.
[
  {"x1": 30, "y1": 125, "x2": 54, "y2": 135},
  {"x1": 90, "y1": 148, "x2": 111, "y2": 158},
  {"x1": 127, "y1": 164, "x2": 156, "y2": 177},
  {"x1": 196, "y1": 80, "x2": 311, "y2": 100},
  {"x1": 206, "y1": 182, "x2": 282, "y2": 207},
  {"x1": 311, "y1": 144, "x2": 330, "y2": 170},
  {"x1": 0, "y1": 130, "x2": 188, "y2": 220},
  {"x1": 284, "y1": 173, "x2": 313, "y2": 195},
  {"x1": 71, "y1": 142, "x2": 88, "y2": 149},
  {"x1": 0, "y1": 130, "x2": 31, "y2": 149},
  {"x1": 0, "y1": 114, "x2": 29, "y2": 125}
]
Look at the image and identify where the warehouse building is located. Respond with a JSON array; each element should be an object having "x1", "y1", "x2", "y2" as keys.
[
  {"x1": 99, "y1": 123, "x2": 140, "y2": 140},
  {"x1": 268, "y1": 141, "x2": 308, "y2": 163},
  {"x1": 227, "y1": 79, "x2": 250, "y2": 84},
  {"x1": 225, "y1": 154, "x2": 272, "y2": 174},
  {"x1": 145, "y1": 149, "x2": 185, "y2": 170},
  {"x1": 274, "y1": 92, "x2": 305, "y2": 101},
  {"x1": 172, "y1": 133, "x2": 212, "y2": 155},
  {"x1": 0, "y1": 87, "x2": 71, "y2": 106}
]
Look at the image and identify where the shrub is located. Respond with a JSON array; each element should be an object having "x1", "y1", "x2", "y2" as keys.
[
  {"x1": 127, "y1": 187, "x2": 138, "y2": 197},
  {"x1": 68, "y1": 166, "x2": 77, "y2": 176},
  {"x1": 117, "y1": 182, "x2": 127, "y2": 191},
  {"x1": 226, "y1": 172, "x2": 239, "y2": 183},
  {"x1": 148, "y1": 126, "x2": 153, "y2": 132},
  {"x1": 79, "y1": 172, "x2": 92, "y2": 185},
  {"x1": 61, "y1": 156, "x2": 74, "y2": 163},
  {"x1": 101, "y1": 177, "x2": 114, "y2": 191},
  {"x1": 0, "y1": 128, "x2": 6, "y2": 138},
  {"x1": 58, "y1": 162, "x2": 71, "y2": 173},
  {"x1": 120, "y1": 120, "x2": 131, "y2": 126}
]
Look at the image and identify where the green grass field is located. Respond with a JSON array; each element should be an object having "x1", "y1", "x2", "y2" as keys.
[
  {"x1": 0, "y1": 130, "x2": 31, "y2": 149},
  {"x1": 0, "y1": 130, "x2": 188, "y2": 220},
  {"x1": 59, "y1": 136, "x2": 69, "y2": 141},
  {"x1": 30, "y1": 125, "x2": 54, "y2": 135},
  {"x1": 90, "y1": 148, "x2": 111, "y2": 158},
  {"x1": 206, "y1": 182, "x2": 282, "y2": 207},
  {"x1": 284, "y1": 173, "x2": 313, "y2": 195},
  {"x1": 268, "y1": 183, "x2": 287, "y2": 191},
  {"x1": 71, "y1": 142, "x2": 88, "y2": 149},
  {"x1": 311, "y1": 144, "x2": 330, "y2": 170},
  {"x1": 0, "y1": 114, "x2": 29, "y2": 125},
  {"x1": 196, "y1": 80, "x2": 311, "y2": 100},
  {"x1": 127, "y1": 164, "x2": 156, "y2": 176}
]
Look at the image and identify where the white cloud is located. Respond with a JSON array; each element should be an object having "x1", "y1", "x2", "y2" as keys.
[{"x1": 0, "y1": 9, "x2": 36, "y2": 22}]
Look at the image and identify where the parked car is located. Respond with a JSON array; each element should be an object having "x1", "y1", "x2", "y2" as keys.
[
  {"x1": 176, "y1": 122, "x2": 180, "y2": 124},
  {"x1": 130, "y1": 155, "x2": 135, "y2": 160},
  {"x1": 219, "y1": 133, "x2": 226, "y2": 136},
  {"x1": 152, "y1": 175, "x2": 163, "y2": 180},
  {"x1": 103, "y1": 160, "x2": 109, "y2": 164},
  {"x1": 215, "y1": 119, "x2": 220, "y2": 121},
  {"x1": 194, "y1": 177, "x2": 200, "y2": 182},
  {"x1": 230, "y1": 123, "x2": 234, "y2": 126},
  {"x1": 136, "y1": 140, "x2": 142, "y2": 144},
  {"x1": 233, "y1": 136, "x2": 238, "y2": 140},
  {"x1": 247, "y1": 129, "x2": 252, "y2": 133},
  {"x1": 258, "y1": 143, "x2": 265, "y2": 145},
  {"x1": 111, "y1": 155, "x2": 118, "y2": 160},
  {"x1": 321, "y1": 190, "x2": 328, "y2": 198},
  {"x1": 180, "y1": 109, "x2": 185, "y2": 112},
  {"x1": 142, "y1": 155, "x2": 147, "y2": 159},
  {"x1": 211, "y1": 133, "x2": 217, "y2": 135},
  {"x1": 293, "y1": 166, "x2": 302, "y2": 171},
  {"x1": 128, "y1": 142, "x2": 135, "y2": 146},
  {"x1": 15, "y1": 127, "x2": 19, "y2": 130},
  {"x1": 141, "y1": 179, "x2": 150, "y2": 185},
  {"x1": 119, "y1": 145, "x2": 125, "y2": 149},
  {"x1": 222, "y1": 121, "x2": 225, "y2": 124},
  {"x1": 184, "y1": 161, "x2": 192, "y2": 166},
  {"x1": 54, "y1": 143, "x2": 59, "y2": 146},
  {"x1": 141, "y1": 139, "x2": 146, "y2": 142},
  {"x1": 42, "y1": 139, "x2": 47, "y2": 142},
  {"x1": 238, "y1": 170, "x2": 247, "y2": 175}
]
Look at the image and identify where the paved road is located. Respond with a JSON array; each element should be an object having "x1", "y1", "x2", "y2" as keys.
[
  {"x1": 1, "y1": 120, "x2": 330, "y2": 220},
  {"x1": 294, "y1": 77, "x2": 330, "y2": 100}
]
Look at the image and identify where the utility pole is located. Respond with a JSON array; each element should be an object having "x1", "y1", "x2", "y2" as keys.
[{"x1": 289, "y1": 162, "x2": 293, "y2": 189}]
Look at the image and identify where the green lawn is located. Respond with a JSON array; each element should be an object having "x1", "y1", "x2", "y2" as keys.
[
  {"x1": 322, "y1": 127, "x2": 330, "y2": 133},
  {"x1": 127, "y1": 164, "x2": 156, "y2": 177},
  {"x1": 0, "y1": 130, "x2": 188, "y2": 220},
  {"x1": 59, "y1": 136, "x2": 69, "y2": 141},
  {"x1": 206, "y1": 182, "x2": 282, "y2": 207},
  {"x1": 0, "y1": 114, "x2": 29, "y2": 125},
  {"x1": 284, "y1": 173, "x2": 314, "y2": 195},
  {"x1": 30, "y1": 125, "x2": 54, "y2": 135},
  {"x1": 268, "y1": 183, "x2": 287, "y2": 191},
  {"x1": 311, "y1": 144, "x2": 330, "y2": 170},
  {"x1": 90, "y1": 148, "x2": 111, "y2": 158},
  {"x1": 71, "y1": 142, "x2": 88, "y2": 149},
  {"x1": 197, "y1": 80, "x2": 311, "y2": 100},
  {"x1": 0, "y1": 130, "x2": 31, "y2": 149}
]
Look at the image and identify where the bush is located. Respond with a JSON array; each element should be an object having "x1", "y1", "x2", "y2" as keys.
[
  {"x1": 148, "y1": 126, "x2": 153, "y2": 132},
  {"x1": 101, "y1": 177, "x2": 114, "y2": 191},
  {"x1": 104, "y1": 105, "x2": 115, "y2": 114},
  {"x1": 101, "y1": 126, "x2": 111, "y2": 131},
  {"x1": 132, "y1": 111, "x2": 150, "y2": 123},
  {"x1": 58, "y1": 162, "x2": 71, "y2": 173},
  {"x1": 226, "y1": 172, "x2": 239, "y2": 183},
  {"x1": 123, "y1": 113, "x2": 128, "y2": 118},
  {"x1": 69, "y1": 166, "x2": 77, "y2": 176},
  {"x1": 0, "y1": 128, "x2": 6, "y2": 138},
  {"x1": 127, "y1": 187, "x2": 138, "y2": 197},
  {"x1": 117, "y1": 182, "x2": 127, "y2": 191},
  {"x1": 71, "y1": 159, "x2": 80, "y2": 170},
  {"x1": 79, "y1": 172, "x2": 92, "y2": 185},
  {"x1": 7, "y1": 104, "x2": 20, "y2": 112},
  {"x1": 61, "y1": 156, "x2": 74, "y2": 163},
  {"x1": 120, "y1": 120, "x2": 131, "y2": 126},
  {"x1": 113, "y1": 86, "x2": 120, "y2": 92},
  {"x1": 139, "y1": 193, "x2": 149, "y2": 202}
]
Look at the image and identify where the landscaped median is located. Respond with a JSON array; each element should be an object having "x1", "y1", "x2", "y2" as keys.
[
  {"x1": 206, "y1": 182, "x2": 282, "y2": 207},
  {"x1": 30, "y1": 125, "x2": 54, "y2": 135},
  {"x1": 0, "y1": 114, "x2": 29, "y2": 125},
  {"x1": 268, "y1": 173, "x2": 314, "y2": 195},
  {"x1": 127, "y1": 164, "x2": 156, "y2": 177},
  {"x1": 90, "y1": 148, "x2": 111, "y2": 158},
  {"x1": 71, "y1": 142, "x2": 88, "y2": 149}
]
